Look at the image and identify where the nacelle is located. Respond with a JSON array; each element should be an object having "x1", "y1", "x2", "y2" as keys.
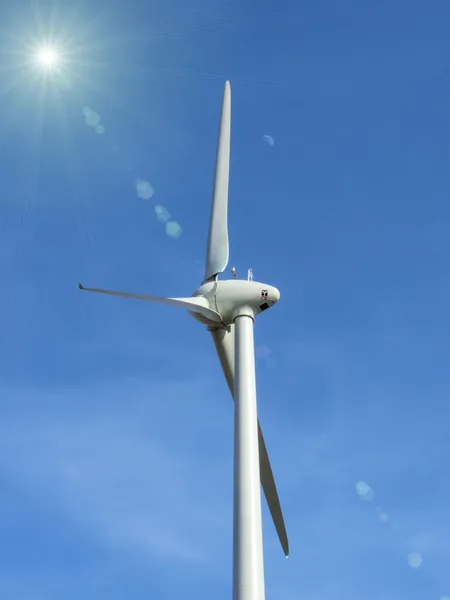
[{"x1": 191, "y1": 279, "x2": 280, "y2": 326}]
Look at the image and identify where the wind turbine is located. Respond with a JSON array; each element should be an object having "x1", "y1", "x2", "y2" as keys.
[{"x1": 79, "y1": 81, "x2": 288, "y2": 600}]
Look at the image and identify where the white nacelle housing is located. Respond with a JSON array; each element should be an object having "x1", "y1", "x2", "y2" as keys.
[{"x1": 191, "y1": 279, "x2": 280, "y2": 326}]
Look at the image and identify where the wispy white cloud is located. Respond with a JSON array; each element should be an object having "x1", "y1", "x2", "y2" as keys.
[
  {"x1": 258, "y1": 332, "x2": 450, "y2": 598},
  {"x1": 1, "y1": 325, "x2": 449, "y2": 599},
  {"x1": 0, "y1": 377, "x2": 232, "y2": 574}
]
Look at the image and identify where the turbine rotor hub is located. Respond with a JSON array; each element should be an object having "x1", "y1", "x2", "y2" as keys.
[{"x1": 192, "y1": 279, "x2": 280, "y2": 326}]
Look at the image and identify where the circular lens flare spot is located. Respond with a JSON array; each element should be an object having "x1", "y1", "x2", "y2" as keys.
[
  {"x1": 355, "y1": 480, "x2": 374, "y2": 501},
  {"x1": 407, "y1": 552, "x2": 423, "y2": 569}
]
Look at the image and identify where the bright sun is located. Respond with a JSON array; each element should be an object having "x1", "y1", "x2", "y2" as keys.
[{"x1": 36, "y1": 47, "x2": 60, "y2": 70}]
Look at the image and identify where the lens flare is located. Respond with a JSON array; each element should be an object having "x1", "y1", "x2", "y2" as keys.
[{"x1": 35, "y1": 46, "x2": 61, "y2": 70}]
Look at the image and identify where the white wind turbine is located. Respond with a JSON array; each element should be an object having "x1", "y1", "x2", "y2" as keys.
[{"x1": 79, "y1": 81, "x2": 288, "y2": 600}]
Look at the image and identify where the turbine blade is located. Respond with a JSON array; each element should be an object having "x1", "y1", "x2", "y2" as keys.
[
  {"x1": 78, "y1": 284, "x2": 222, "y2": 323},
  {"x1": 204, "y1": 81, "x2": 231, "y2": 282},
  {"x1": 209, "y1": 325, "x2": 289, "y2": 556},
  {"x1": 257, "y1": 423, "x2": 290, "y2": 557}
]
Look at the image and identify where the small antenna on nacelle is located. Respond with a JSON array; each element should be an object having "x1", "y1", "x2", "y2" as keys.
[
  {"x1": 248, "y1": 268, "x2": 253, "y2": 281},
  {"x1": 231, "y1": 266, "x2": 239, "y2": 279}
]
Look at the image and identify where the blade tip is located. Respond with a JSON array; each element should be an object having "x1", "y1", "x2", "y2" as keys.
[{"x1": 78, "y1": 283, "x2": 84, "y2": 290}]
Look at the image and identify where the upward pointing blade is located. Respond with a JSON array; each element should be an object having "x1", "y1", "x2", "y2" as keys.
[{"x1": 204, "y1": 81, "x2": 231, "y2": 282}]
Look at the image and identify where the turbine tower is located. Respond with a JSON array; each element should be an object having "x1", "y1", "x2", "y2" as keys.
[{"x1": 79, "y1": 81, "x2": 288, "y2": 600}]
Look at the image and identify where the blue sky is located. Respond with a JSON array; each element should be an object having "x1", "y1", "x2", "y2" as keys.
[{"x1": 0, "y1": 0, "x2": 449, "y2": 598}]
